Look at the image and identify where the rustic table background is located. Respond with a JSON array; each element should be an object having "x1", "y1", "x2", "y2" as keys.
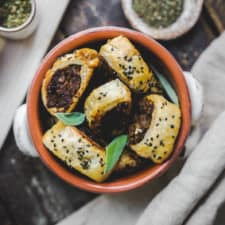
[{"x1": 0, "y1": 1, "x2": 224, "y2": 224}]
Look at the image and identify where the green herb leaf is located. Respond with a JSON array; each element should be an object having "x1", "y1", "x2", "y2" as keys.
[
  {"x1": 104, "y1": 135, "x2": 128, "y2": 174},
  {"x1": 151, "y1": 65, "x2": 179, "y2": 105},
  {"x1": 56, "y1": 112, "x2": 85, "y2": 126}
]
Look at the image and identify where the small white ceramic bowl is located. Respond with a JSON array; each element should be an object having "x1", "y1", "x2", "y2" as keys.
[
  {"x1": 121, "y1": 0, "x2": 204, "y2": 40},
  {"x1": 0, "y1": 0, "x2": 38, "y2": 40}
]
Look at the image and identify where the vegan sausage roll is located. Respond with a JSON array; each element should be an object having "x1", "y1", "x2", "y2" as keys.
[
  {"x1": 43, "y1": 122, "x2": 140, "y2": 181},
  {"x1": 84, "y1": 79, "x2": 132, "y2": 136},
  {"x1": 42, "y1": 122, "x2": 109, "y2": 182},
  {"x1": 42, "y1": 48, "x2": 99, "y2": 115},
  {"x1": 128, "y1": 94, "x2": 181, "y2": 163},
  {"x1": 99, "y1": 36, "x2": 161, "y2": 93}
]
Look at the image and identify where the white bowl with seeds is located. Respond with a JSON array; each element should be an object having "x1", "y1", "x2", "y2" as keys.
[
  {"x1": 0, "y1": 0, "x2": 38, "y2": 40},
  {"x1": 121, "y1": 0, "x2": 204, "y2": 40}
]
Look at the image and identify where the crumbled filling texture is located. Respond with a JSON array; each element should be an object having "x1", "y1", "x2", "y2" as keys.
[
  {"x1": 128, "y1": 98, "x2": 153, "y2": 144},
  {"x1": 47, "y1": 65, "x2": 81, "y2": 110},
  {"x1": 96, "y1": 102, "x2": 130, "y2": 140}
]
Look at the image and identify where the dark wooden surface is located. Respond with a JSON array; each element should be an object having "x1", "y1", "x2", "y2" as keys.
[{"x1": 0, "y1": 1, "x2": 224, "y2": 224}]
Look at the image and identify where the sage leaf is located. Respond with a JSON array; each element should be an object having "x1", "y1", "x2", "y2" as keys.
[
  {"x1": 56, "y1": 112, "x2": 85, "y2": 126},
  {"x1": 151, "y1": 65, "x2": 179, "y2": 105},
  {"x1": 104, "y1": 135, "x2": 128, "y2": 174}
]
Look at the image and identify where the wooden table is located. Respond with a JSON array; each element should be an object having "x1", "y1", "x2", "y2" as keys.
[{"x1": 0, "y1": 1, "x2": 224, "y2": 224}]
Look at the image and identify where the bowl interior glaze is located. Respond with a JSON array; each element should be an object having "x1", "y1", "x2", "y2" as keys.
[{"x1": 27, "y1": 27, "x2": 191, "y2": 193}]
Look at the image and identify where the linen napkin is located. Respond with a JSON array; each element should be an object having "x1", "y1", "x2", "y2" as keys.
[{"x1": 57, "y1": 31, "x2": 225, "y2": 225}]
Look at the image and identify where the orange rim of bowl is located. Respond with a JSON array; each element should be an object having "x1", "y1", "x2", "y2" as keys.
[{"x1": 27, "y1": 26, "x2": 191, "y2": 193}]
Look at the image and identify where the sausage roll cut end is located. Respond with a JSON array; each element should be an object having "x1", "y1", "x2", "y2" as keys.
[
  {"x1": 84, "y1": 79, "x2": 132, "y2": 136},
  {"x1": 41, "y1": 48, "x2": 99, "y2": 116},
  {"x1": 129, "y1": 94, "x2": 181, "y2": 164}
]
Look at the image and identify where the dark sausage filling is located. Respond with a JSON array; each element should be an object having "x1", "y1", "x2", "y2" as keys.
[
  {"x1": 128, "y1": 98, "x2": 153, "y2": 144},
  {"x1": 94, "y1": 102, "x2": 130, "y2": 140},
  {"x1": 47, "y1": 65, "x2": 81, "y2": 110}
]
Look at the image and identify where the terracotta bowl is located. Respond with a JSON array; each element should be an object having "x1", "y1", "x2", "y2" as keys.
[{"x1": 27, "y1": 26, "x2": 191, "y2": 193}]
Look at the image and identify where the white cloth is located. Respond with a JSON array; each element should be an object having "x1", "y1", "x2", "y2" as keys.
[
  {"x1": 0, "y1": 0, "x2": 69, "y2": 150},
  {"x1": 57, "y1": 32, "x2": 225, "y2": 225}
]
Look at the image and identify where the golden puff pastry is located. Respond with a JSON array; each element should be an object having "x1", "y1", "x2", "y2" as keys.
[
  {"x1": 42, "y1": 48, "x2": 99, "y2": 116},
  {"x1": 115, "y1": 150, "x2": 139, "y2": 172},
  {"x1": 99, "y1": 36, "x2": 161, "y2": 93},
  {"x1": 42, "y1": 122, "x2": 109, "y2": 182},
  {"x1": 84, "y1": 79, "x2": 132, "y2": 134},
  {"x1": 43, "y1": 122, "x2": 139, "y2": 181},
  {"x1": 129, "y1": 94, "x2": 181, "y2": 163}
]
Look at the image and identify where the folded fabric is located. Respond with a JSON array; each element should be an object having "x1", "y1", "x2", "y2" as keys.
[
  {"x1": 185, "y1": 173, "x2": 225, "y2": 225},
  {"x1": 57, "y1": 31, "x2": 225, "y2": 225}
]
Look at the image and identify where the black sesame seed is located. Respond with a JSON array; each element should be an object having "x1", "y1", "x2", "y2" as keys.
[
  {"x1": 80, "y1": 159, "x2": 89, "y2": 170},
  {"x1": 160, "y1": 140, "x2": 164, "y2": 146},
  {"x1": 170, "y1": 125, "x2": 175, "y2": 129}
]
